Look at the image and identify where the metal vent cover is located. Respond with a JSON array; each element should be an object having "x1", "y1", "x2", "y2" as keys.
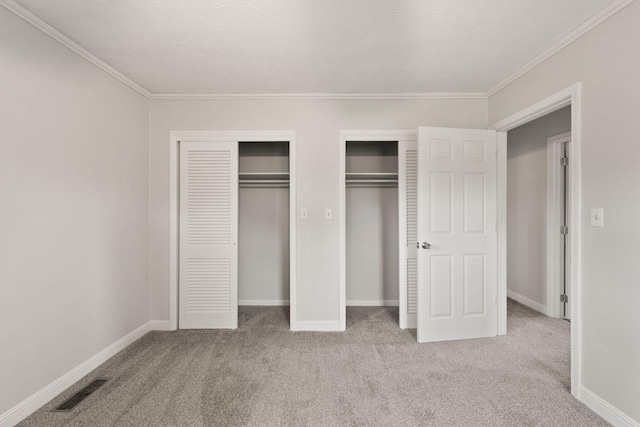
[{"x1": 54, "y1": 378, "x2": 108, "y2": 412}]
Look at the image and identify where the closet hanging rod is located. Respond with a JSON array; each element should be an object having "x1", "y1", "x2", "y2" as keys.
[
  {"x1": 345, "y1": 172, "x2": 398, "y2": 178},
  {"x1": 346, "y1": 185, "x2": 397, "y2": 189},
  {"x1": 240, "y1": 179, "x2": 289, "y2": 184},
  {"x1": 346, "y1": 182, "x2": 398, "y2": 188},
  {"x1": 240, "y1": 185, "x2": 289, "y2": 189},
  {"x1": 346, "y1": 179, "x2": 398, "y2": 183},
  {"x1": 345, "y1": 172, "x2": 397, "y2": 175},
  {"x1": 239, "y1": 172, "x2": 289, "y2": 180}
]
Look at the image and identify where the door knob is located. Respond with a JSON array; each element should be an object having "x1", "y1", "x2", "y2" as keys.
[{"x1": 422, "y1": 242, "x2": 431, "y2": 249}]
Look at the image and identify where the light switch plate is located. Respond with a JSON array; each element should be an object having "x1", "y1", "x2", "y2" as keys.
[
  {"x1": 325, "y1": 209, "x2": 333, "y2": 220},
  {"x1": 301, "y1": 208, "x2": 308, "y2": 220},
  {"x1": 590, "y1": 208, "x2": 604, "y2": 227}
]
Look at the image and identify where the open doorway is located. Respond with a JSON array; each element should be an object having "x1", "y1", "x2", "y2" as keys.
[
  {"x1": 504, "y1": 107, "x2": 572, "y2": 389},
  {"x1": 491, "y1": 83, "x2": 582, "y2": 397},
  {"x1": 506, "y1": 106, "x2": 571, "y2": 319}
]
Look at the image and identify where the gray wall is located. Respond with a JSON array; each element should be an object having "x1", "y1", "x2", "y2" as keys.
[
  {"x1": 346, "y1": 187, "x2": 399, "y2": 304},
  {"x1": 0, "y1": 7, "x2": 149, "y2": 416},
  {"x1": 507, "y1": 106, "x2": 571, "y2": 310},
  {"x1": 489, "y1": 1, "x2": 640, "y2": 420},
  {"x1": 239, "y1": 187, "x2": 290, "y2": 304}
]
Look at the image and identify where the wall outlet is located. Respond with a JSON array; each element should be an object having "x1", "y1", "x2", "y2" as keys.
[
  {"x1": 590, "y1": 208, "x2": 604, "y2": 227},
  {"x1": 325, "y1": 209, "x2": 333, "y2": 220},
  {"x1": 301, "y1": 208, "x2": 308, "y2": 220}
]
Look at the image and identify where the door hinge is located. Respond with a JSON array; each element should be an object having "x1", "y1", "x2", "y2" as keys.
[
  {"x1": 561, "y1": 225, "x2": 569, "y2": 235},
  {"x1": 560, "y1": 294, "x2": 569, "y2": 303},
  {"x1": 561, "y1": 157, "x2": 568, "y2": 167}
]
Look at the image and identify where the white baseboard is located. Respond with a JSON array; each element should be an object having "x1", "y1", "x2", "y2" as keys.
[
  {"x1": 148, "y1": 320, "x2": 171, "y2": 331},
  {"x1": 580, "y1": 386, "x2": 639, "y2": 427},
  {"x1": 238, "y1": 299, "x2": 289, "y2": 306},
  {"x1": 0, "y1": 322, "x2": 150, "y2": 427},
  {"x1": 290, "y1": 320, "x2": 343, "y2": 332},
  {"x1": 507, "y1": 290, "x2": 550, "y2": 316},
  {"x1": 347, "y1": 300, "x2": 399, "y2": 306}
]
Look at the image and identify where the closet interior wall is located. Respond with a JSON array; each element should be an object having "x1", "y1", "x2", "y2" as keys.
[
  {"x1": 238, "y1": 142, "x2": 290, "y2": 305},
  {"x1": 346, "y1": 141, "x2": 399, "y2": 306}
]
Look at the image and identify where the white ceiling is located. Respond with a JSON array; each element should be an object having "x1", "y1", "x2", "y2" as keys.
[{"x1": 12, "y1": 0, "x2": 615, "y2": 94}]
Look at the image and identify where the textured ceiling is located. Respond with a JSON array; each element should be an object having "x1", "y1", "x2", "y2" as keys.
[{"x1": 13, "y1": 0, "x2": 614, "y2": 94}]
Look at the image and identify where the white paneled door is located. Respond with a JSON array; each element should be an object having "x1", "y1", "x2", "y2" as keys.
[
  {"x1": 417, "y1": 128, "x2": 497, "y2": 343},
  {"x1": 179, "y1": 141, "x2": 238, "y2": 329}
]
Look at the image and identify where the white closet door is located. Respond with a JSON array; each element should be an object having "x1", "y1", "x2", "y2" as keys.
[
  {"x1": 417, "y1": 127, "x2": 497, "y2": 343},
  {"x1": 179, "y1": 141, "x2": 238, "y2": 329},
  {"x1": 399, "y1": 140, "x2": 418, "y2": 329}
]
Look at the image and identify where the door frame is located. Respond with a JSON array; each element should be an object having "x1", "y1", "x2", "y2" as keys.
[
  {"x1": 338, "y1": 130, "x2": 417, "y2": 331},
  {"x1": 490, "y1": 83, "x2": 582, "y2": 398},
  {"x1": 169, "y1": 130, "x2": 297, "y2": 330},
  {"x1": 547, "y1": 132, "x2": 572, "y2": 319}
]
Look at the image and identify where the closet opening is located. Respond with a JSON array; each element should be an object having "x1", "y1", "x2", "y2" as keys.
[
  {"x1": 238, "y1": 142, "x2": 290, "y2": 310},
  {"x1": 339, "y1": 131, "x2": 417, "y2": 331},
  {"x1": 169, "y1": 130, "x2": 297, "y2": 331},
  {"x1": 345, "y1": 141, "x2": 399, "y2": 325}
]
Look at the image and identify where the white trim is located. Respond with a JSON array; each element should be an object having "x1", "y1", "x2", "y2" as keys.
[
  {"x1": 547, "y1": 132, "x2": 572, "y2": 319},
  {"x1": 346, "y1": 300, "x2": 399, "y2": 307},
  {"x1": 289, "y1": 138, "x2": 298, "y2": 331},
  {"x1": 340, "y1": 130, "x2": 418, "y2": 140},
  {"x1": 238, "y1": 299, "x2": 290, "y2": 306},
  {"x1": 487, "y1": 0, "x2": 635, "y2": 97},
  {"x1": 290, "y1": 320, "x2": 342, "y2": 332},
  {"x1": 339, "y1": 130, "x2": 418, "y2": 332},
  {"x1": 0, "y1": 322, "x2": 149, "y2": 427},
  {"x1": 490, "y1": 82, "x2": 583, "y2": 399},
  {"x1": 150, "y1": 93, "x2": 487, "y2": 100},
  {"x1": 0, "y1": 0, "x2": 151, "y2": 98},
  {"x1": 580, "y1": 386, "x2": 640, "y2": 427},
  {"x1": 148, "y1": 320, "x2": 171, "y2": 331},
  {"x1": 169, "y1": 131, "x2": 297, "y2": 331},
  {"x1": 497, "y1": 132, "x2": 508, "y2": 335},
  {"x1": 491, "y1": 89, "x2": 573, "y2": 132},
  {"x1": 507, "y1": 290, "x2": 549, "y2": 316}
]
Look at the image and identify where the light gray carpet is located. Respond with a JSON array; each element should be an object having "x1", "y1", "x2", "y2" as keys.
[{"x1": 20, "y1": 300, "x2": 608, "y2": 426}]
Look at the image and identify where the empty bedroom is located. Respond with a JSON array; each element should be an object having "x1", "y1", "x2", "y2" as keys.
[{"x1": 1, "y1": 1, "x2": 639, "y2": 426}]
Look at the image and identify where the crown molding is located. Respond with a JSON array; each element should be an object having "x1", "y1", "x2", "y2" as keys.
[
  {"x1": 149, "y1": 92, "x2": 487, "y2": 100},
  {"x1": 486, "y1": 0, "x2": 636, "y2": 97},
  {"x1": 0, "y1": 0, "x2": 152, "y2": 98}
]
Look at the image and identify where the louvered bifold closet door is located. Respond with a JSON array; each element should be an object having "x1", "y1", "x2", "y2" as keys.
[
  {"x1": 399, "y1": 140, "x2": 418, "y2": 329},
  {"x1": 179, "y1": 141, "x2": 238, "y2": 329}
]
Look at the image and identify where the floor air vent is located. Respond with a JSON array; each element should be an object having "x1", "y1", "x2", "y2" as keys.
[{"x1": 54, "y1": 378, "x2": 108, "y2": 411}]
